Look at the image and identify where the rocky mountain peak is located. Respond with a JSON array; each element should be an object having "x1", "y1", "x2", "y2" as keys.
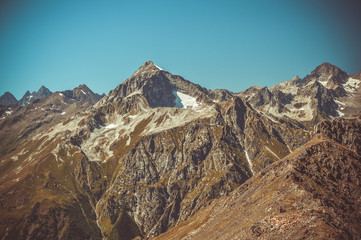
[
  {"x1": 313, "y1": 62, "x2": 341, "y2": 73},
  {"x1": 102, "y1": 61, "x2": 219, "y2": 112},
  {"x1": 18, "y1": 87, "x2": 52, "y2": 106},
  {"x1": 291, "y1": 75, "x2": 300, "y2": 82},
  {"x1": 75, "y1": 84, "x2": 90, "y2": 92},
  {"x1": 64, "y1": 84, "x2": 102, "y2": 105},
  {"x1": 38, "y1": 85, "x2": 51, "y2": 94},
  {"x1": 310, "y1": 62, "x2": 348, "y2": 86},
  {"x1": 0, "y1": 92, "x2": 18, "y2": 106},
  {"x1": 105, "y1": 61, "x2": 211, "y2": 110},
  {"x1": 18, "y1": 91, "x2": 30, "y2": 106},
  {"x1": 134, "y1": 60, "x2": 163, "y2": 75},
  {"x1": 104, "y1": 61, "x2": 175, "y2": 109}
]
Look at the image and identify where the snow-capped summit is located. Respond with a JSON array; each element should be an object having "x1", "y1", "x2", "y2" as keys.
[{"x1": 97, "y1": 61, "x2": 226, "y2": 111}]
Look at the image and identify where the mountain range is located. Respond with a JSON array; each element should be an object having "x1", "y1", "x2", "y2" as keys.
[
  {"x1": 0, "y1": 61, "x2": 360, "y2": 239},
  {"x1": 0, "y1": 84, "x2": 104, "y2": 107}
]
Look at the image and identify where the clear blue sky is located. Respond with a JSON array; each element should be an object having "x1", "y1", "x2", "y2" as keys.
[{"x1": 1, "y1": 0, "x2": 361, "y2": 99}]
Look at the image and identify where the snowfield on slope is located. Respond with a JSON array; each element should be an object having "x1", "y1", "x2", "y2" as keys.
[
  {"x1": 343, "y1": 77, "x2": 360, "y2": 93},
  {"x1": 81, "y1": 106, "x2": 216, "y2": 162},
  {"x1": 173, "y1": 91, "x2": 199, "y2": 109}
]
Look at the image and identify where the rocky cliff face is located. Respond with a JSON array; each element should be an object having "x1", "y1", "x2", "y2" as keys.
[
  {"x1": 314, "y1": 114, "x2": 361, "y2": 155},
  {"x1": 155, "y1": 133, "x2": 361, "y2": 240},
  {"x1": 0, "y1": 61, "x2": 360, "y2": 240}
]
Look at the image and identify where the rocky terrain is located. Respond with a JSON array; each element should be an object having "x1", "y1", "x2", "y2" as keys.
[
  {"x1": 154, "y1": 132, "x2": 361, "y2": 240},
  {"x1": 0, "y1": 61, "x2": 360, "y2": 239}
]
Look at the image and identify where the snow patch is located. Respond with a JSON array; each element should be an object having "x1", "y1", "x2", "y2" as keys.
[
  {"x1": 61, "y1": 112, "x2": 66, "y2": 115},
  {"x1": 336, "y1": 110, "x2": 345, "y2": 117},
  {"x1": 173, "y1": 91, "x2": 199, "y2": 109},
  {"x1": 105, "y1": 124, "x2": 117, "y2": 129},
  {"x1": 81, "y1": 121, "x2": 121, "y2": 161},
  {"x1": 126, "y1": 135, "x2": 131, "y2": 146},
  {"x1": 318, "y1": 80, "x2": 328, "y2": 87},
  {"x1": 244, "y1": 149, "x2": 254, "y2": 175},
  {"x1": 59, "y1": 93, "x2": 63, "y2": 96},
  {"x1": 154, "y1": 64, "x2": 163, "y2": 70},
  {"x1": 126, "y1": 90, "x2": 142, "y2": 98},
  {"x1": 335, "y1": 99, "x2": 346, "y2": 106},
  {"x1": 343, "y1": 77, "x2": 359, "y2": 93},
  {"x1": 81, "y1": 89, "x2": 87, "y2": 95}
]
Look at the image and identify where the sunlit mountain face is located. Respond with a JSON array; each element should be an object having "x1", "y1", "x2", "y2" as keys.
[{"x1": 0, "y1": 61, "x2": 361, "y2": 239}]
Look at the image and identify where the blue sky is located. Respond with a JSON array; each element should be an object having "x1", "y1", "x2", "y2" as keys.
[{"x1": 1, "y1": 0, "x2": 361, "y2": 99}]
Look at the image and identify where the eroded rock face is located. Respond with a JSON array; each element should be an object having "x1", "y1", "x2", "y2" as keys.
[
  {"x1": 314, "y1": 114, "x2": 361, "y2": 155},
  {"x1": 155, "y1": 135, "x2": 361, "y2": 240}
]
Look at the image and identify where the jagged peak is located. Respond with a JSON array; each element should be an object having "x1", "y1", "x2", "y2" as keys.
[
  {"x1": 76, "y1": 84, "x2": 90, "y2": 91},
  {"x1": 291, "y1": 75, "x2": 300, "y2": 81},
  {"x1": 21, "y1": 90, "x2": 30, "y2": 98},
  {"x1": 135, "y1": 61, "x2": 164, "y2": 74},
  {"x1": 311, "y1": 62, "x2": 345, "y2": 76},
  {"x1": 37, "y1": 85, "x2": 52, "y2": 94},
  {"x1": 1, "y1": 91, "x2": 16, "y2": 97},
  {"x1": 0, "y1": 91, "x2": 18, "y2": 105},
  {"x1": 73, "y1": 84, "x2": 95, "y2": 96}
]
